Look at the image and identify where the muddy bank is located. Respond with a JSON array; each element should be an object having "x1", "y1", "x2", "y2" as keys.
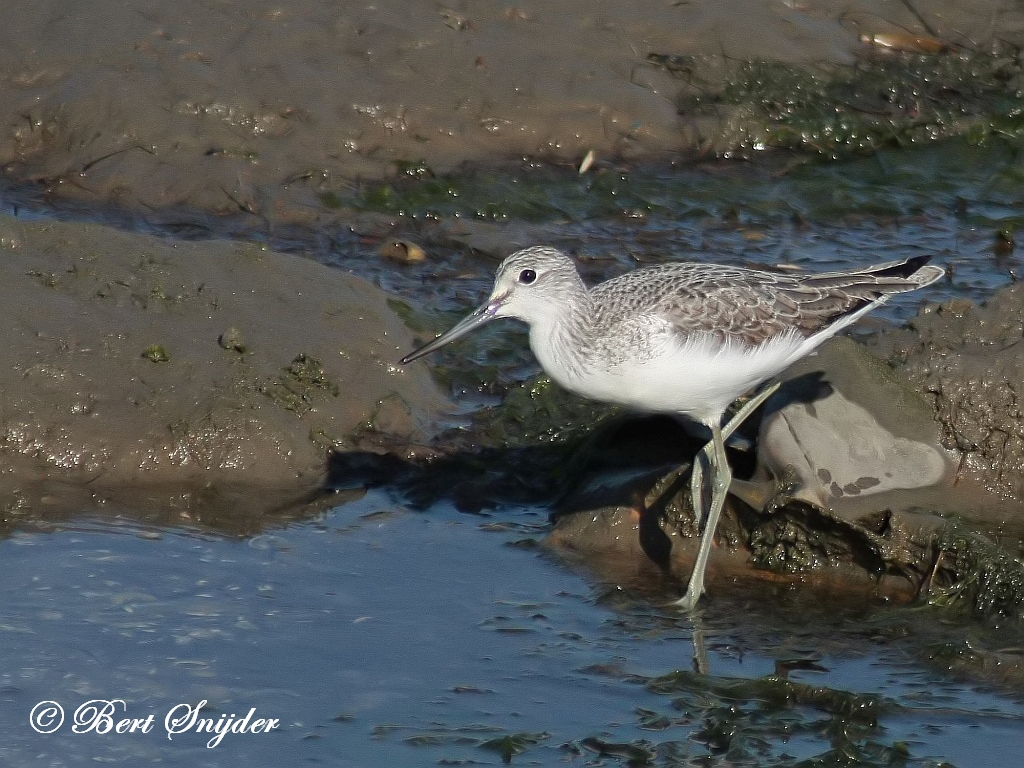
[
  {"x1": 869, "y1": 284, "x2": 1024, "y2": 502},
  {"x1": 0, "y1": 0, "x2": 1021, "y2": 609},
  {"x1": 2, "y1": 0, "x2": 1023, "y2": 223},
  {"x1": 0, "y1": 213, "x2": 442, "y2": 517}
]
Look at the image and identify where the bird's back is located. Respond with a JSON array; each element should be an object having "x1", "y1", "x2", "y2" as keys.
[{"x1": 588, "y1": 257, "x2": 941, "y2": 347}]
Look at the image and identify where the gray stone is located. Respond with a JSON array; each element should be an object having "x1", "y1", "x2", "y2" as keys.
[{"x1": 758, "y1": 337, "x2": 952, "y2": 515}]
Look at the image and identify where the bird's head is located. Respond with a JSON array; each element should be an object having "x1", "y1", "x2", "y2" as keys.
[{"x1": 400, "y1": 246, "x2": 585, "y2": 364}]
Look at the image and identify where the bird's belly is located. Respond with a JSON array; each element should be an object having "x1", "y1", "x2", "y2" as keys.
[
  {"x1": 566, "y1": 365, "x2": 739, "y2": 421},
  {"x1": 550, "y1": 335, "x2": 807, "y2": 423}
]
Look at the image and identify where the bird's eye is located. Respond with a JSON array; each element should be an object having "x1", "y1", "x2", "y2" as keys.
[{"x1": 518, "y1": 269, "x2": 537, "y2": 285}]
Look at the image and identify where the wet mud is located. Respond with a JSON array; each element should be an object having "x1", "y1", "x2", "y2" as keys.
[
  {"x1": 1, "y1": 3, "x2": 1024, "y2": 766},
  {"x1": 870, "y1": 282, "x2": 1024, "y2": 500},
  {"x1": 0, "y1": 213, "x2": 442, "y2": 518},
  {"x1": 0, "y1": 0, "x2": 1020, "y2": 621},
  {"x1": 2, "y1": 0, "x2": 1024, "y2": 226}
]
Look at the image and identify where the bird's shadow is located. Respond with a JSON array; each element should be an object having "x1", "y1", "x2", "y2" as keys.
[
  {"x1": 324, "y1": 413, "x2": 700, "y2": 515},
  {"x1": 322, "y1": 371, "x2": 836, "y2": 569},
  {"x1": 323, "y1": 378, "x2": 831, "y2": 502},
  {"x1": 761, "y1": 370, "x2": 834, "y2": 421}
]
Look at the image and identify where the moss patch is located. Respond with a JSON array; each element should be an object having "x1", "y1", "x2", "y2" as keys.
[
  {"x1": 669, "y1": 45, "x2": 1024, "y2": 158},
  {"x1": 260, "y1": 354, "x2": 339, "y2": 415}
]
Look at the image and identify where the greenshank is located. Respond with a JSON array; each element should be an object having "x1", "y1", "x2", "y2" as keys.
[{"x1": 401, "y1": 246, "x2": 943, "y2": 608}]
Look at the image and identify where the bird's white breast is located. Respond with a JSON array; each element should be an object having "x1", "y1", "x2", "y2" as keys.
[{"x1": 532, "y1": 320, "x2": 811, "y2": 424}]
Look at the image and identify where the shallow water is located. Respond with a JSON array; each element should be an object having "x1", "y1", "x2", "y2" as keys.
[
  {"x1": 5, "y1": 140, "x2": 1020, "y2": 323},
  {"x1": 1, "y1": 491, "x2": 1022, "y2": 766},
  {"x1": 340, "y1": 141, "x2": 1022, "y2": 333}
]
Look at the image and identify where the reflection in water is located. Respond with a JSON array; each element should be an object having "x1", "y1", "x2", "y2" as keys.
[{"x1": 0, "y1": 489, "x2": 1021, "y2": 766}]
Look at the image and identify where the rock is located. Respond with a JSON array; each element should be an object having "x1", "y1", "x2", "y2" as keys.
[
  {"x1": 757, "y1": 337, "x2": 952, "y2": 519},
  {"x1": 543, "y1": 335, "x2": 1000, "y2": 601}
]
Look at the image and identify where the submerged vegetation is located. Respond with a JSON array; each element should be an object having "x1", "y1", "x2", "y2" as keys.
[{"x1": 929, "y1": 524, "x2": 1024, "y2": 618}]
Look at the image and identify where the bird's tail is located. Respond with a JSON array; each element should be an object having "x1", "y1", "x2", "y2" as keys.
[{"x1": 805, "y1": 254, "x2": 944, "y2": 295}]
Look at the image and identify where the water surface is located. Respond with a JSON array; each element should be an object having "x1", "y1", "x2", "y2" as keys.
[{"x1": 1, "y1": 489, "x2": 1021, "y2": 766}]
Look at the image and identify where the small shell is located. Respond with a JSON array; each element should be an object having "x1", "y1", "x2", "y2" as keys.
[
  {"x1": 578, "y1": 149, "x2": 596, "y2": 175},
  {"x1": 379, "y1": 239, "x2": 427, "y2": 264},
  {"x1": 859, "y1": 32, "x2": 948, "y2": 54}
]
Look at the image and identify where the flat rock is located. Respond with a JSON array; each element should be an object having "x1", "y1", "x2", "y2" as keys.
[{"x1": 758, "y1": 337, "x2": 952, "y2": 518}]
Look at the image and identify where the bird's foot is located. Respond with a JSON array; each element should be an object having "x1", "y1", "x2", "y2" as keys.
[{"x1": 670, "y1": 586, "x2": 704, "y2": 612}]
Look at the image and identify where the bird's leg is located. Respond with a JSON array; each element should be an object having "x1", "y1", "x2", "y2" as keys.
[
  {"x1": 721, "y1": 381, "x2": 781, "y2": 444},
  {"x1": 689, "y1": 443, "x2": 707, "y2": 529},
  {"x1": 674, "y1": 381, "x2": 781, "y2": 611},
  {"x1": 674, "y1": 422, "x2": 729, "y2": 610},
  {"x1": 687, "y1": 381, "x2": 780, "y2": 531}
]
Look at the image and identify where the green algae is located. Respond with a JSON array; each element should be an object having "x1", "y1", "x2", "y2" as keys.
[
  {"x1": 260, "y1": 353, "x2": 339, "y2": 415},
  {"x1": 668, "y1": 45, "x2": 1024, "y2": 158},
  {"x1": 928, "y1": 523, "x2": 1024, "y2": 618},
  {"x1": 304, "y1": 46, "x2": 1024, "y2": 228},
  {"x1": 318, "y1": 136, "x2": 1024, "y2": 237},
  {"x1": 141, "y1": 343, "x2": 170, "y2": 363},
  {"x1": 479, "y1": 731, "x2": 551, "y2": 763},
  {"x1": 480, "y1": 375, "x2": 617, "y2": 448}
]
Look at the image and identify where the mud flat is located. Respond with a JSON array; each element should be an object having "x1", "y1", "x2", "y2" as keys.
[
  {"x1": 0, "y1": 214, "x2": 442, "y2": 523},
  {"x1": 1, "y1": 0, "x2": 1023, "y2": 224},
  {"x1": 1, "y1": 0, "x2": 1023, "y2": 608}
]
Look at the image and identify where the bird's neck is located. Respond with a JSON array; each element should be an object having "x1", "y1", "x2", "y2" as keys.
[{"x1": 527, "y1": 287, "x2": 594, "y2": 383}]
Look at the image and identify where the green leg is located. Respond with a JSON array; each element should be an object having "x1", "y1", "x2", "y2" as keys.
[
  {"x1": 689, "y1": 444, "x2": 707, "y2": 532},
  {"x1": 721, "y1": 381, "x2": 781, "y2": 444},
  {"x1": 674, "y1": 381, "x2": 781, "y2": 611},
  {"x1": 688, "y1": 382, "x2": 779, "y2": 531},
  {"x1": 674, "y1": 422, "x2": 729, "y2": 610}
]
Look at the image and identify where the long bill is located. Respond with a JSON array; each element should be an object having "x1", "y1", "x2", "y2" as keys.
[{"x1": 400, "y1": 300, "x2": 501, "y2": 364}]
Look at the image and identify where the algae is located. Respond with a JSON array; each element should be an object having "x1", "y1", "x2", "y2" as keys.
[
  {"x1": 929, "y1": 523, "x2": 1024, "y2": 618},
  {"x1": 142, "y1": 344, "x2": 170, "y2": 363},
  {"x1": 479, "y1": 731, "x2": 550, "y2": 764},
  {"x1": 260, "y1": 354, "x2": 339, "y2": 415},
  {"x1": 480, "y1": 375, "x2": 618, "y2": 448},
  {"x1": 669, "y1": 45, "x2": 1024, "y2": 158}
]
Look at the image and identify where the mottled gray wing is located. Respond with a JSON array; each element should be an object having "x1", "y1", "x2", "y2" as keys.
[
  {"x1": 592, "y1": 261, "x2": 930, "y2": 346},
  {"x1": 652, "y1": 271, "x2": 860, "y2": 345}
]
